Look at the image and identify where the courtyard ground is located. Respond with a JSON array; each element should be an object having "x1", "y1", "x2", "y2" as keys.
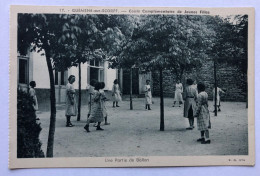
[{"x1": 37, "y1": 97, "x2": 248, "y2": 157}]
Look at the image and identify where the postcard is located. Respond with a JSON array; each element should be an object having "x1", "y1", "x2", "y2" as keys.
[{"x1": 9, "y1": 6, "x2": 255, "y2": 168}]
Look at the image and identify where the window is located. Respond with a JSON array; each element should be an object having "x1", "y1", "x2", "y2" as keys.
[
  {"x1": 88, "y1": 59, "x2": 105, "y2": 84},
  {"x1": 90, "y1": 60, "x2": 104, "y2": 67},
  {"x1": 18, "y1": 56, "x2": 29, "y2": 84},
  {"x1": 55, "y1": 71, "x2": 59, "y2": 85},
  {"x1": 60, "y1": 71, "x2": 65, "y2": 85},
  {"x1": 54, "y1": 70, "x2": 68, "y2": 86}
]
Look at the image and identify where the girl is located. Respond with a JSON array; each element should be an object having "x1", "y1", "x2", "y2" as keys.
[
  {"x1": 87, "y1": 79, "x2": 97, "y2": 118},
  {"x1": 212, "y1": 87, "x2": 225, "y2": 112},
  {"x1": 144, "y1": 79, "x2": 152, "y2": 110},
  {"x1": 183, "y1": 78, "x2": 198, "y2": 130},
  {"x1": 194, "y1": 82, "x2": 211, "y2": 144},
  {"x1": 65, "y1": 75, "x2": 77, "y2": 127},
  {"x1": 112, "y1": 79, "x2": 122, "y2": 107},
  {"x1": 84, "y1": 82, "x2": 105, "y2": 132},
  {"x1": 100, "y1": 82, "x2": 110, "y2": 125},
  {"x1": 29, "y1": 81, "x2": 38, "y2": 111},
  {"x1": 173, "y1": 80, "x2": 183, "y2": 107}
]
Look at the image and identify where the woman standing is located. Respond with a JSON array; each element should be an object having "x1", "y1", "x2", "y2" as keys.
[
  {"x1": 65, "y1": 75, "x2": 77, "y2": 127},
  {"x1": 29, "y1": 81, "x2": 38, "y2": 111},
  {"x1": 173, "y1": 80, "x2": 183, "y2": 107},
  {"x1": 112, "y1": 79, "x2": 122, "y2": 107},
  {"x1": 144, "y1": 79, "x2": 152, "y2": 110},
  {"x1": 84, "y1": 82, "x2": 105, "y2": 132},
  {"x1": 194, "y1": 82, "x2": 211, "y2": 144},
  {"x1": 183, "y1": 78, "x2": 198, "y2": 130}
]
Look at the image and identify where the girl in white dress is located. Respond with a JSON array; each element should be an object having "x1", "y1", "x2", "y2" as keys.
[
  {"x1": 173, "y1": 80, "x2": 183, "y2": 107},
  {"x1": 112, "y1": 79, "x2": 122, "y2": 107},
  {"x1": 212, "y1": 87, "x2": 225, "y2": 112},
  {"x1": 144, "y1": 80, "x2": 152, "y2": 110},
  {"x1": 65, "y1": 75, "x2": 77, "y2": 127}
]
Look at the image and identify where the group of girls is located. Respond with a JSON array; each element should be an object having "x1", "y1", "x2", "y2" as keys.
[
  {"x1": 182, "y1": 78, "x2": 211, "y2": 144},
  {"x1": 29, "y1": 74, "x2": 212, "y2": 143},
  {"x1": 64, "y1": 75, "x2": 122, "y2": 133},
  {"x1": 83, "y1": 80, "x2": 110, "y2": 132},
  {"x1": 173, "y1": 78, "x2": 225, "y2": 144}
]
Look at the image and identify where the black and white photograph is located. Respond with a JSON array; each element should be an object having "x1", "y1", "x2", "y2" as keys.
[{"x1": 9, "y1": 6, "x2": 255, "y2": 168}]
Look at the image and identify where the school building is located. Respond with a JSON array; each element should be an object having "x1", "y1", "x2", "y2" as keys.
[{"x1": 17, "y1": 50, "x2": 151, "y2": 106}]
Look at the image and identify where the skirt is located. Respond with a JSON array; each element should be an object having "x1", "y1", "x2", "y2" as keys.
[
  {"x1": 174, "y1": 91, "x2": 183, "y2": 102},
  {"x1": 65, "y1": 98, "x2": 77, "y2": 116},
  {"x1": 197, "y1": 106, "x2": 210, "y2": 131},
  {"x1": 113, "y1": 92, "x2": 122, "y2": 102},
  {"x1": 88, "y1": 101, "x2": 104, "y2": 123}
]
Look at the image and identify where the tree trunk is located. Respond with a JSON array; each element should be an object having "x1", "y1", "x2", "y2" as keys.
[
  {"x1": 159, "y1": 69, "x2": 164, "y2": 131},
  {"x1": 130, "y1": 68, "x2": 133, "y2": 110},
  {"x1": 214, "y1": 59, "x2": 217, "y2": 116},
  {"x1": 45, "y1": 49, "x2": 56, "y2": 158},
  {"x1": 246, "y1": 78, "x2": 248, "y2": 108},
  {"x1": 77, "y1": 63, "x2": 81, "y2": 121}
]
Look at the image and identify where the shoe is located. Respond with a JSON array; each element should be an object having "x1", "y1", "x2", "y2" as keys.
[
  {"x1": 66, "y1": 124, "x2": 74, "y2": 127},
  {"x1": 116, "y1": 105, "x2": 120, "y2": 107},
  {"x1": 148, "y1": 108, "x2": 151, "y2": 110},
  {"x1": 172, "y1": 105, "x2": 175, "y2": 107},
  {"x1": 96, "y1": 126, "x2": 104, "y2": 131},
  {"x1": 66, "y1": 122, "x2": 74, "y2": 127},
  {"x1": 186, "y1": 127, "x2": 193, "y2": 130},
  {"x1": 104, "y1": 122, "x2": 110, "y2": 125},
  {"x1": 218, "y1": 109, "x2": 221, "y2": 112},
  {"x1": 197, "y1": 138, "x2": 205, "y2": 142},
  {"x1": 201, "y1": 140, "x2": 211, "y2": 144},
  {"x1": 84, "y1": 125, "x2": 90, "y2": 132}
]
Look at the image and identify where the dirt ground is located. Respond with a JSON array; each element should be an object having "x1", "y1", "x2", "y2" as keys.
[{"x1": 37, "y1": 98, "x2": 248, "y2": 157}]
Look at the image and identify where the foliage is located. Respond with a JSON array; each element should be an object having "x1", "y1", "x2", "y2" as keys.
[
  {"x1": 110, "y1": 15, "x2": 210, "y2": 79},
  {"x1": 18, "y1": 13, "x2": 85, "y2": 157},
  {"x1": 205, "y1": 15, "x2": 248, "y2": 74},
  {"x1": 17, "y1": 89, "x2": 44, "y2": 158}
]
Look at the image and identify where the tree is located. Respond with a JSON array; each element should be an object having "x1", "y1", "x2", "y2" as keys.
[
  {"x1": 205, "y1": 15, "x2": 248, "y2": 114},
  {"x1": 18, "y1": 14, "x2": 84, "y2": 157},
  {"x1": 102, "y1": 15, "x2": 208, "y2": 130},
  {"x1": 101, "y1": 15, "x2": 138, "y2": 110},
  {"x1": 59, "y1": 15, "x2": 105, "y2": 121},
  {"x1": 18, "y1": 14, "x2": 133, "y2": 157}
]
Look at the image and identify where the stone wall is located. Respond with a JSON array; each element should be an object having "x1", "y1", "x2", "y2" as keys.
[{"x1": 152, "y1": 59, "x2": 247, "y2": 102}]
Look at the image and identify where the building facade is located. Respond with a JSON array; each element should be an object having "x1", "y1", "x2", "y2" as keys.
[{"x1": 17, "y1": 50, "x2": 118, "y2": 106}]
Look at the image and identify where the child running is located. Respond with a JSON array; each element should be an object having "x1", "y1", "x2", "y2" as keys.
[{"x1": 84, "y1": 82, "x2": 104, "y2": 132}]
